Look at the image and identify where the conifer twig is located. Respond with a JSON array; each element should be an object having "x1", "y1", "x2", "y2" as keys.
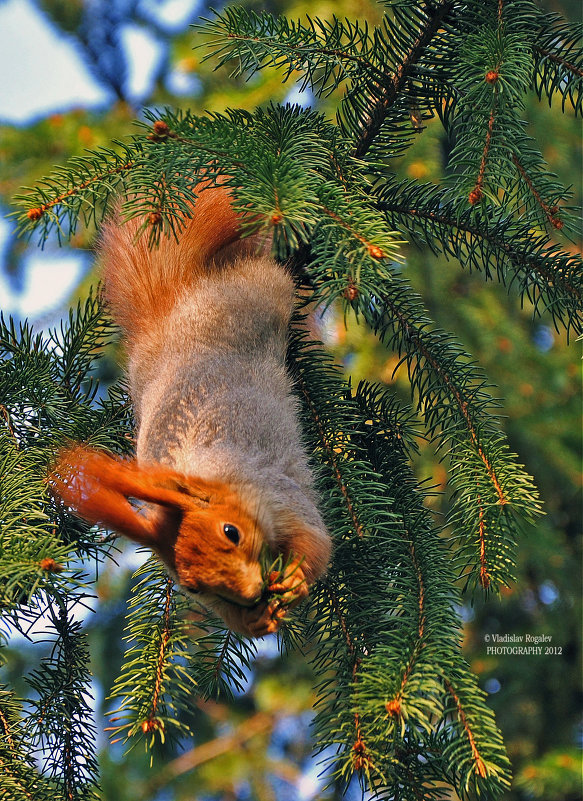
[
  {"x1": 469, "y1": 109, "x2": 496, "y2": 206},
  {"x1": 532, "y1": 45, "x2": 583, "y2": 77},
  {"x1": 378, "y1": 198, "x2": 582, "y2": 304},
  {"x1": 512, "y1": 153, "x2": 563, "y2": 229},
  {"x1": 23, "y1": 160, "x2": 134, "y2": 221},
  {"x1": 352, "y1": 0, "x2": 454, "y2": 158},
  {"x1": 141, "y1": 577, "x2": 174, "y2": 734},
  {"x1": 378, "y1": 292, "x2": 507, "y2": 506},
  {"x1": 443, "y1": 678, "x2": 488, "y2": 779}
]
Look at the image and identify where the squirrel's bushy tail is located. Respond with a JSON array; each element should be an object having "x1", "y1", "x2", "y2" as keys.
[{"x1": 99, "y1": 185, "x2": 247, "y2": 340}]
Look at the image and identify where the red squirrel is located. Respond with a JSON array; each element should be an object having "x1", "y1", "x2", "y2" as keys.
[{"x1": 51, "y1": 186, "x2": 331, "y2": 637}]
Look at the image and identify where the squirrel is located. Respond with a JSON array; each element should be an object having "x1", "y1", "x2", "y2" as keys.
[{"x1": 50, "y1": 185, "x2": 332, "y2": 638}]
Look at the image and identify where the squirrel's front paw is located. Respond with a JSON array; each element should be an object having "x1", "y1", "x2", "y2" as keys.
[
  {"x1": 267, "y1": 558, "x2": 309, "y2": 611},
  {"x1": 242, "y1": 599, "x2": 287, "y2": 638}
]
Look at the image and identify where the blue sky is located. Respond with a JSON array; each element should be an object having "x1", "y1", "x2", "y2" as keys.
[{"x1": 0, "y1": 0, "x2": 200, "y2": 124}]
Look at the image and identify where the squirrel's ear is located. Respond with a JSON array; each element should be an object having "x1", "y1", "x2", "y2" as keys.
[{"x1": 49, "y1": 447, "x2": 189, "y2": 553}]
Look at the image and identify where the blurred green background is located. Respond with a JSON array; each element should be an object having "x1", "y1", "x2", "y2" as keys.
[{"x1": 0, "y1": 1, "x2": 580, "y2": 799}]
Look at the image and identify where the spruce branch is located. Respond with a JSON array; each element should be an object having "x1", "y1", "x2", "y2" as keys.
[
  {"x1": 198, "y1": 3, "x2": 461, "y2": 162},
  {"x1": 288, "y1": 328, "x2": 511, "y2": 796},
  {"x1": 106, "y1": 557, "x2": 198, "y2": 750},
  {"x1": 0, "y1": 688, "x2": 48, "y2": 801},
  {"x1": 296, "y1": 239, "x2": 540, "y2": 590},
  {"x1": 511, "y1": 154, "x2": 563, "y2": 230},
  {"x1": 532, "y1": 13, "x2": 583, "y2": 115},
  {"x1": 440, "y1": 671, "x2": 512, "y2": 797},
  {"x1": 296, "y1": 371, "x2": 364, "y2": 539},
  {"x1": 506, "y1": 138, "x2": 579, "y2": 235},
  {"x1": 443, "y1": 677, "x2": 488, "y2": 780},
  {"x1": 13, "y1": 146, "x2": 137, "y2": 244},
  {"x1": 187, "y1": 615, "x2": 258, "y2": 701},
  {"x1": 290, "y1": 333, "x2": 410, "y2": 783},
  {"x1": 197, "y1": 9, "x2": 386, "y2": 95},
  {"x1": 351, "y1": 0, "x2": 455, "y2": 158},
  {"x1": 468, "y1": 107, "x2": 496, "y2": 206},
  {"x1": 355, "y1": 381, "x2": 510, "y2": 796},
  {"x1": 445, "y1": 1, "x2": 537, "y2": 206},
  {"x1": 375, "y1": 179, "x2": 583, "y2": 335},
  {"x1": 341, "y1": 272, "x2": 541, "y2": 590},
  {"x1": 0, "y1": 434, "x2": 87, "y2": 625},
  {"x1": 25, "y1": 598, "x2": 100, "y2": 801}
]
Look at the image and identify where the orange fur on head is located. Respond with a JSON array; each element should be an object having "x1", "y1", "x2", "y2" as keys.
[{"x1": 50, "y1": 446, "x2": 265, "y2": 604}]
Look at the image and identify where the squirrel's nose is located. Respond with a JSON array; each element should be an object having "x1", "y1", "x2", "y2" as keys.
[{"x1": 242, "y1": 568, "x2": 265, "y2": 604}]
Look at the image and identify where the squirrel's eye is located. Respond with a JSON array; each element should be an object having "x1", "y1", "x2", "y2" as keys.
[{"x1": 223, "y1": 523, "x2": 240, "y2": 545}]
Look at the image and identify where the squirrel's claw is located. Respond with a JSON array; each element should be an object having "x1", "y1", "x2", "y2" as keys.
[
  {"x1": 267, "y1": 559, "x2": 309, "y2": 610},
  {"x1": 241, "y1": 599, "x2": 286, "y2": 637}
]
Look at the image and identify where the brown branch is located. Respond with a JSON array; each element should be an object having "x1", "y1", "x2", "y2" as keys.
[
  {"x1": 327, "y1": 586, "x2": 372, "y2": 772},
  {"x1": 533, "y1": 45, "x2": 583, "y2": 78},
  {"x1": 512, "y1": 154, "x2": 563, "y2": 229},
  {"x1": 472, "y1": 0, "x2": 504, "y2": 204},
  {"x1": 327, "y1": 585, "x2": 360, "y2": 665},
  {"x1": 478, "y1": 496, "x2": 491, "y2": 589},
  {"x1": 140, "y1": 710, "x2": 275, "y2": 799},
  {"x1": 141, "y1": 577, "x2": 174, "y2": 733},
  {"x1": 385, "y1": 537, "x2": 427, "y2": 716},
  {"x1": 412, "y1": 542, "x2": 426, "y2": 641},
  {"x1": 380, "y1": 201, "x2": 582, "y2": 301},
  {"x1": 63, "y1": 735, "x2": 75, "y2": 801},
  {"x1": 352, "y1": 0, "x2": 454, "y2": 159},
  {"x1": 321, "y1": 206, "x2": 385, "y2": 258},
  {"x1": 24, "y1": 131, "x2": 242, "y2": 227},
  {"x1": 25, "y1": 160, "x2": 134, "y2": 220},
  {"x1": 443, "y1": 679, "x2": 488, "y2": 778},
  {"x1": 469, "y1": 109, "x2": 496, "y2": 206}
]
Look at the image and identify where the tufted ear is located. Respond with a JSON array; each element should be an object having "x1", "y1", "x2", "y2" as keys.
[{"x1": 49, "y1": 446, "x2": 208, "y2": 557}]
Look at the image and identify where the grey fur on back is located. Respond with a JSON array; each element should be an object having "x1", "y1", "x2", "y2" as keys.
[{"x1": 129, "y1": 253, "x2": 323, "y2": 541}]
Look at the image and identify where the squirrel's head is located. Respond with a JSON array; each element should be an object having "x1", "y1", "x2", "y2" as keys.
[
  {"x1": 50, "y1": 447, "x2": 266, "y2": 606},
  {"x1": 169, "y1": 487, "x2": 266, "y2": 606}
]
